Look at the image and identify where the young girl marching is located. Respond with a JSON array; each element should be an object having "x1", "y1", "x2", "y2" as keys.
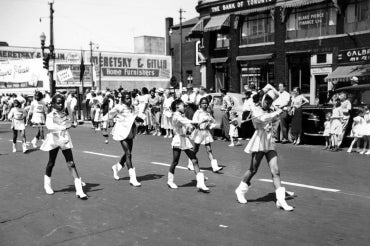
[
  {"x1": 110, "y1": 92, "x2": 142, "y2": 187},
  {"x1": 229, "y1": 111, "x2": 241, "y2": 147},
  {"x1": 359, "y1": 105, "x2": 370, "y2": 155},
  {"x1": 28, "y1": 91, "x2": 47, "y2": 148},
  {"x1": 167, "y1": 99, "x2": 210, "y2": 192},
  {"x1": 190, "y1": 97, "x2": 223, "y2": 173},
  {"x1": 8, "y1": 99, "x2": 28, "y2": 153},
  {"x1": 40, "y1": 94, "x2": 87, "y2": 200},
  {"x1": 235, "y1": 88, "x2": 294, "y2": 211},
  {"x1": 347, "y1": 109, "x2": 365, "y2": 153}
]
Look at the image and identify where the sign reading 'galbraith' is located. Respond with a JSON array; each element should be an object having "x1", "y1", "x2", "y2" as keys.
[
  {"x1": 210, "y1": 0, "x2": 275, "y2": 14},
  {"x1": 91, "y1": 53, "x2": 171, "y2": 79},
  {"x1": 338, "y1": 47, "x2": 370, "y2": 63}
]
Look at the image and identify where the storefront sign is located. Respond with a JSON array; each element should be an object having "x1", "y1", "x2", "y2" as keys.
[
  {"x1": 55, "y1": 63, "x2": 93, "y2": 87},
  {"x1": 91, "y1": 53, "x2": 171, "y2": 80},
  {"x1": 338, "y1": 47, "x2": 370, "y2": 63},
  {"x1": 210, "y1": 0, "x2": 275, "y2": 14},
  {"x1": 0, "y1": 59, "x2": 48, "y2": 88},
  {"x1": 297, "y1": 10, "x2": 326, "y2": 27}
]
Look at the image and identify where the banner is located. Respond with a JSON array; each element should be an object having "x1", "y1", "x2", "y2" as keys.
[
  {"x1": 55, "y1": 63, "x2": 93, "y2": 87},
  {"x1": 0, "y1": 59, "x2": 48, "y2": 89},
  {"x1": 210, "y1": 0, "x2": 275, "y2": 14}
]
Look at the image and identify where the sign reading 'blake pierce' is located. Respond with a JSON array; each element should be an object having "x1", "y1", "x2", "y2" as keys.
[{"x1": 210, "y1": 0, "x2": 275, "y2": 14}]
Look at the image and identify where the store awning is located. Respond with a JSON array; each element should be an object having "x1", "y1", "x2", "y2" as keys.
[
  {"x1": 204, "y1": 14, "x2": 230, "y2": 32},
  {"x1": 235, "y1": 5, "x2": 275, "y2": 15},
  {"x1": 236, "y1": 53, "x2": 274, "y2": 61},
  {"x1": 325, "y1": 64, "x2": 370, "y2": 82},
  {"x1": 277, "y1": 0, "x2": 328, "y2": 8},
  {"x1": 188, "y1": 19, "x2": 205, "y2": 38},
  {"x1": 211, "y1": 57, "x2": 228, "y2": 63}
]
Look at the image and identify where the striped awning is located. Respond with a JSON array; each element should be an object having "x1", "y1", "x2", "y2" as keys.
[
  {"x1": 188, "y1": 19, "x2": 205, "y2": 38},
  {"x1": 235, "y1": 5, "x2": 275, "y2": 15},
  {"x1": 204, "y1": 14, "x2": 230, "y2": 32},
  {"x1": 325, "y1": 64, "x2": 370, "y2": 82},
  {"x1": 277, "y1": 0, "x2": 328, "y2": 8}
]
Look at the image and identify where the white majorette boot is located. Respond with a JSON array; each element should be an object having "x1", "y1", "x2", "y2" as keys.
[
  {"x1": 12, "y1": 143, "x2": 16, "y2": 153},
  {"x1": 211, "y1": 159, "x2": 223, "y2": 173},
  {"x1": 31, "y1": 137, "x2": 38, "y2": 148},
  {"x1": 128, "y1": 168, "x2": 141, "y2": 187},
  {"x1": 44, "y1": 175, "x2": 54, "y2": 195},
  {"x1": 235, "y1": 181, "x2": 248, "y2": 204},
  {"x1": 167, "y1": 172, "x2": 178, "y2": 189},
  {"x1": 196, "y1": 172, "x2": 210, "y2": 192},
  {"x1": 22, "y1": 143, "x2": 28, "y2": 153},
  {"x1": 74, "y1": 178, "x2": 88, "y2": 200},
  {"x1": 112, "y1": 162, "x2": 123, "y2": 180},
  {"x1": 187, "y1": 159, "x2": 194, "y2": 171},
  {"x1": 275, "y1": 187, "x2": 294, "y2": 211},
  {"x1": 79, "y1": 177, "x2": 86, "y2": 187}
]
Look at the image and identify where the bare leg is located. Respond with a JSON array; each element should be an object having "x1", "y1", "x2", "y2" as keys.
[
  {"x1": 62, "y1": 149, "x2": 79, "y2": 179},
  {"x1": 169, "y1": 148, "x2": 181, "y2": 174},
  {"x1": 184, "y1": 149, "x2": 201, "y2": 174},
  {"x1": 120, "y1": 139, "x2": 133, "y2": 169},
  {"x1": 205, "y1": 144, "x2": 214, "y2": 161},
  {"x1": 240, "y1": 152, "x2": 265, "y2": 185},
  {"x1": 265, "y1": 151, "x2": 281, "y2": 189}
]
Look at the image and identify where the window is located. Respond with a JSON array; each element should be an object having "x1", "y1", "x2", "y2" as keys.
[
  {"x1": 241, "y1": 13, "x2": 274, "y2": 45},
  {"x1": 215, "y1": 33, "x2": 229, "y2": 48},
  {"x1": 317, "y1": 54, "x2": 327, "y2": 63},
  {"x1": 345, "y1": 1, "x2": 370, "y2": 33},
  {"x1": 286, "y1": 7, "x2": 337, "y2": 39}
]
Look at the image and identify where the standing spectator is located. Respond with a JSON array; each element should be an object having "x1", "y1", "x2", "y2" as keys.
[
  {"x1": 272, "y1": 83, "x2": 291, "y2": 143},
  {"x1": 195, "y1": 86, "x2": 208, "y2": 106},
  {"x1": 85, "y1": 89, "x2": 92, "y2": 120},
  {"x1": 338, "y1": 92, "x2": 351, "y2": 147},
  {"x1": 89, "y1": 92, "x2": 98, "y2": 129},
  {"x1": 220, "y1": 88, "x2": 234, "y2": 141},
  {"x1": 181, "y1": 84, "x2": 197, "y2": 120},
  {"x1": 148, "y1": 89, "x2": 161, "y2": 136},
  {"x1": 330, "y1": 98, "x2": 344, "y2": 152},
  {"x1": 290, "y1": 87, "x2": 309, "y2": 145},
  {"x1": 162, "y1": 90, "x2": 174, "y2": 138},
  {"x1": 157, "y1": 88, "x2": 165, "y2": 136},
  {"x1": 241, "y1": 90, "x2": 256, "y2": 139}
]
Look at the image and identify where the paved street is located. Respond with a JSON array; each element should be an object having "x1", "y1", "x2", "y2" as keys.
[{"x1": 1, "y1": 122, "x2": 370, "y2": 246}]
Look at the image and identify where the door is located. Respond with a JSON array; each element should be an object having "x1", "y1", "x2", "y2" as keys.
[
  {"x1": 315, "y1": 75, "x2": 328, "y2": 105},
  {"x1": 215, "y1": 69, "x2": 225, "y2": 92}
]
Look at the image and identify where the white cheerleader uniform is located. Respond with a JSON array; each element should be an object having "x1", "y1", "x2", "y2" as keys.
[
  {"x1": 350, "y1": 116, "x2": 364, "y2": 138},
  {"x1": 229, "y1": 118, "x2": 239, "y2": 138},
  {"x1": 323, "y1": 120, "x2": 331, "y2": 137},
  {"x1": 359, "y1": 112, "x2": 370, "y2": 136},
  {"x1": 30, "y1": 100, "x2": 47, "y2": 125},
  {"x1": 161, "y1": 97, "x2": 174, "y2": 130},
  {"x1": 190, "y1": 109, "x2": 216, "y2": 145},
  {"x1": 40, "y1": 109, "x2": 73, "y2": 151},
  {"x1": 110, "y1": 104, "x2": 138, "y2": 141},
  {"x1": 137, "y1": 94, "x2": 149, "y2": 125},
  {"x1": 171, "y1": 112, "x2": 193, "y2": 150},
  {"x1": 8, "y1": 107, "x2": 26, "y2": 131},
  {"x1": 330, "y1": 107, "x2": 343, "y2": 135},
  {"x1": 244, "y1": 106, "x2": 281, "y2": 154}
]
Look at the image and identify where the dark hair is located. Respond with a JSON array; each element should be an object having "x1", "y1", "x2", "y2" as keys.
[
  {"x1": 253, "y1": 92, "x2": 262, "y2": 103},
  {"x1": 171, "y1": 99, "x2": 183, "y2": 112},
  {"x1": 199, "y1": 97, "x2": 209, "y2": 105},
  {"x1": 121, "y1": 91, "x2": 132, "y2": 102},
  {"x1": 279, "y1": 83, "x2": 286, "y2": 88},
  {"x1": 293, "y1": 87, "x2": 301, "y2": 95},
  {"x1": 207, "y1": 94, "x2": 213, "y2": 101},
  {"x1": 35, "y1": 91, "x2": 43, "y2": 100},
  {"x1": 263, "y1": 94, "x2": 274, "y2": 105},
  {"x1": 220, "y1": 88, "x2": 228, "y2": 94},
  {"x1": 13, "y1": 99, "x2": 20, "y2": 107},
  {"x1": 142, "y1": 87, "x2": 149, "y2": 95},
  {"x1": 51, "y1": 94, "x2": 65, "y2": 107},
  {"x1": 244, "y1": 91, "x2": 252, "y2": 97}
]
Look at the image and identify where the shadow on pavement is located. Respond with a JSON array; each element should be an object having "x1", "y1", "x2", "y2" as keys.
[
  {"x1": 248, "y1": 192, "x2": 295, "y2": 203},
  {"x1": 54, "y1": 182, "x2": 102, "y2": 193},
  {"x1": 24, "y1": 148, "x2": 40, "y2": 154},
  {"x1": 119, "y1": 173, "x2": 164, "y2": 182}
]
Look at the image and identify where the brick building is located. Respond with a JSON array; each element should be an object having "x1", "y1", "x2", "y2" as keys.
[{"x1": 170, "y1": 0, "x2": 370, "y2": 104}]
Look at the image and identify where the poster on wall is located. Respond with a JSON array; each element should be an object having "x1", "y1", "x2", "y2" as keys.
[
  {"x1": 91, "y1": 53, "x2": 172, "y2": 81},
  {"x1": 55, "y1": 63, "x2": 93, "y2": 87},
  {"x1": 0, "y1": 58, "x2": 48, "y2": 89}
]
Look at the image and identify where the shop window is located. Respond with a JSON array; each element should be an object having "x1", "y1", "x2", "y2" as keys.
[
  {"x1": 345, "y1": 1, "x2": 370, "y2": 33},
  {"x1": 240, "y1": 63, "x2": 275, "y2": 90},
  {"x1": 241, "y1": 13, "x2": 274, "y2": 45},
  {"x1": 215, "y1": 33, "x2": 230, "y2": 48},
  {"x1": 286, "y1": 7, "x2": 337, "y2": 39},
  {"x1": 317, "y1": 54, "x2": 327, "y2": 63}
]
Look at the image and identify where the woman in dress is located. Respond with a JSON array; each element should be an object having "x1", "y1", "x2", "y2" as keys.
[
  {"x1": 40, "y1": 94, "x2": 87, "y2": 199},
  {"x1": 110, "y1": 92, "x2": 142, "y2": 187},
  {"x1": 161, "y1": 90, "x2": 174, "y2": 138},
  {"x1": 235, "y1": 92, "x2": 294, "y2": 211},
  {"x1": 190, "y1": 97, "x2": 223, "y2": 173},
  {"x1": 290, "y1": 87, "x2": 309, "y2": 145}
]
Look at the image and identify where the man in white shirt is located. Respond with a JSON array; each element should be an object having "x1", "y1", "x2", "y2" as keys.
[
  {"x1": 181, "y1": 85, "x2": 197, "y2": 119},
  {"x1": 195, "y1": 86, "x2": 208, "y2": 106},
  {"x1": 339, "y1": 91, "x2": 352, "y2": 147},
  {"x1": 272, "y1": 83, "x2": 291, "y2": 143}
]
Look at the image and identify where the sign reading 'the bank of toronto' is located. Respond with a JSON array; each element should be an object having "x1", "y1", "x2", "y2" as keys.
[
  {"x1": 338, "y1": 47, "x2": 370, "y2": 63},
  {"x1": 91, "y1": 53, "x2": 171, "y2": 79},
  {"x1": 210, "y1": 0, "x2": 275, "y2": 14}
]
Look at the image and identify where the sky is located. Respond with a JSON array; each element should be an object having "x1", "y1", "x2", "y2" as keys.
[{"x1": 0, "y1": 0, "x2": 198, "y2": 52}]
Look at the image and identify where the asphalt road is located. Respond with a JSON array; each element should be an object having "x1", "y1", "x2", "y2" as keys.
[{"x1": 1, "y1": 122, "x2": 370, "y2": 246}]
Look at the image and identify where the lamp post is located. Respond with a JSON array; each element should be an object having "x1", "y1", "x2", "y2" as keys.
[
  {"x1": 179, "y1": 9, "x2": 184, "y2": 85},
  {"x1": 89, "y1": 41, "x2": 99, "y2": 90},
  {"x1": 40, "y1": 0, "x2": 55, "y2": 95}
]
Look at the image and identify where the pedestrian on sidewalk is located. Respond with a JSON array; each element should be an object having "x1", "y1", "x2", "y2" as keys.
[
  {"x1": 40, "y1": 94, "x2": 88, "y2": 200},
  {"x1": 330, "y1": 98, "x2": 344, "y2": 152},
  {"x1": 322, "y1": 112, "x2": 332, "y2": 150},
  {"x1": 290, "y1": 87, "x2": 309, "y2": 145},
  {"x1": 27, "y1": 91, "x2": 47, "y2": 148},
  {"x1": 235, "y1": 91, "x2": 294, "y2": 211},
  {"x1": 167, "y1": 99, "x2": 210, "y2": 192},
  {"x1": 8, "y1": 99, "x2": 28, "y2": 153},
  {"x1": 110, "y1": 91, "x2": 142, "y2": 187}
]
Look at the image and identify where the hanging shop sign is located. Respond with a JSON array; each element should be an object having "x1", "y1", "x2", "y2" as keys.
[
  {"x1": 338, "y1": 47, "x2": 370, "y2": 63},
  {"x1": 91, "y1": 53, "x2": 171, "y2": 80},
  {"x1": 55, "y1": 63, "x2": 93, "y2": 87},
  {"x1": 297, "y1": 10, "x2": 326, "y2": 28},
  {"x1": 210, "y1": 0, "x2": 276, "y2": 14}
]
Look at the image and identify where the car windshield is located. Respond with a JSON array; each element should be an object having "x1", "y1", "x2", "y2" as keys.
[{"x1": 327, "y1": 90, "x2": 370, "y2": 106}]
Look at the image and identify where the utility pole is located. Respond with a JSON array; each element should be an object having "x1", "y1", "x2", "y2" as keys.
[
  {"x1": 89, "y1": 41, "x2": 94, "y2": 90},
  {"x1": 49, "y1": 0, "x2": 55, "y2": 95},
  {"x1": 179, "y1": 8, "x2": 184, "y2": 85},
  {"x1": 99, "y1": 52, "x2": 102, "y2": 90}
]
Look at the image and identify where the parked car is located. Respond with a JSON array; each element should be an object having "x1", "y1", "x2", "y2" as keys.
[
  {"x1": 302, "y1": 84, "x2": 370, "y2": 139},
  {"x1": 209, "y1": 92, "x2": 245, "y2": 130}
]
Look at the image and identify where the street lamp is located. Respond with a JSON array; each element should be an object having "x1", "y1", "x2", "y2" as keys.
[
  {"x1": 40, "y1": 0, "x2": 55, "y2": 95},
  {"x1": 89, "y1": 41, "x2": 99, "y2": 89},
  {"x1": 168, "y1": 28, "x2": 173, "y2": 56}
]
